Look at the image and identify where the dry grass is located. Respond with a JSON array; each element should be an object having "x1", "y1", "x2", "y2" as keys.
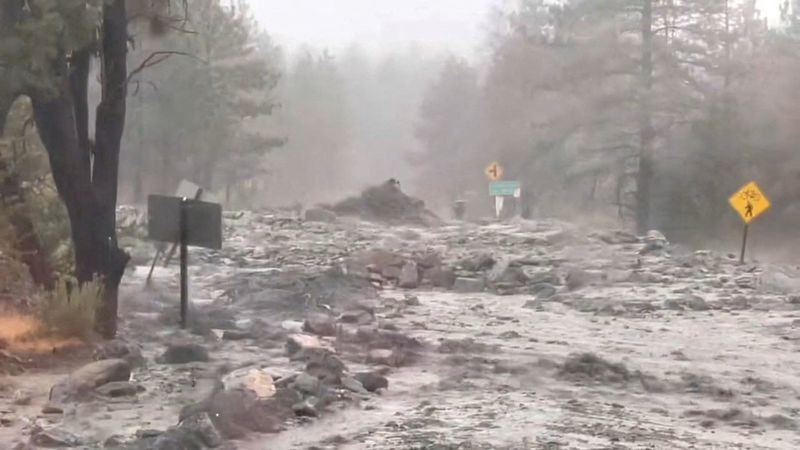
[{"x1": 33, "y1": 277, "x2": 103, "y2": 340}]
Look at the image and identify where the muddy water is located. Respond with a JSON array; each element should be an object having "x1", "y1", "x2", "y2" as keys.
[{"x1": 246, "y1": 290, "x2": 800, "y2": 449}]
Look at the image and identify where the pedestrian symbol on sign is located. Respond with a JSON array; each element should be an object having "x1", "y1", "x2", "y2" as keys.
[{"x1": 729, "y1": 182, "x2": 769, "y2": 225}]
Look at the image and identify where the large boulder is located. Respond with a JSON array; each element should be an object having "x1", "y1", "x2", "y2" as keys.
[
  {"x1": 208, "y1": 388, "x2": 298, "y2": 438},
  {"x1": 30, "y1": 428, "x2": 83, "y2": 448},
  {"x1": 49, "y1": 359, "x2": 131, "y2": 404},
  {"x1": 354, "y1": 371, "x2": 389, "y2": 393},
  {"x1": 93, "y1": 340, "x2": 146, "y2": 368},
  {"x1": 222, "y1": 368, "x2": 276, "y2": 400}
]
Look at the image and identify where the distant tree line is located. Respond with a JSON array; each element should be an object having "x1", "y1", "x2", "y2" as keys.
[{"x1": 415, "y1": 0, "x2": 800, "y2": 243}]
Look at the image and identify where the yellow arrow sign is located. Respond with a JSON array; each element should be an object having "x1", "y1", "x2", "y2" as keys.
[
  {"x1": 485, "y1": 162, "x2": 503, "y2": 181},
  {"x1": 729, "y1": 181, "x2": 770, "y2": 224}
]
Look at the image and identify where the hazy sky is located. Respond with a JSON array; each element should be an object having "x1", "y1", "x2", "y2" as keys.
[
  {"x1": 248, "y1": 0, "x2": 783, "y2": 55},
  {"x1": 247, "y1": 0, "x2": 499, "y2": 55}
]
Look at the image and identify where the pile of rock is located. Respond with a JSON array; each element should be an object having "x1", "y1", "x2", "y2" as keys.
[
  {"x1": 323, "y1": 179, "x2": 440, "y2": 227},
  {"x1": 348, "y1": 248, "x2": 456, "y2": 291}
]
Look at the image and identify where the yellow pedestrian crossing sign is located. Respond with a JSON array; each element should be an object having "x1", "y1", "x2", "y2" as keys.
[{"x1": 729, "y1": 181, "x2": 770, "y2": 224}]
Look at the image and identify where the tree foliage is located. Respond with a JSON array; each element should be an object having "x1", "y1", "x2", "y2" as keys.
[
  {"x1": 415, "y1": 0, "x2": 798, "y2": 243},
  {"x1": 121, "y1": 0, "x2": 282, "y2": 205}
]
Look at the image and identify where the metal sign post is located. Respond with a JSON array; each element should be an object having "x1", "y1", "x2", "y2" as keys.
[
  {"x1": 179, "y1": 197, "x2": 189, "y2": 328},
  {"x1": 739, "y1": 224, "x2": 749, "y2": 265}
]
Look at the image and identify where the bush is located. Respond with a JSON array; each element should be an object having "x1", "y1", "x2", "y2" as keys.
[{"x1": 34, "y1": 277, "x2": 103, "y2": 340}]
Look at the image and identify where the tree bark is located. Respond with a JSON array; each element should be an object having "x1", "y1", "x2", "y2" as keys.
[
  {"x1": 29, "y1": 0, "x2": 130, "y2": 339},
  {"x1": 91, "y1": 0, "x2": 130, "y2": 339},
  {"x1": 636, "y1": 0, "x2": 655, "y2": 235}
]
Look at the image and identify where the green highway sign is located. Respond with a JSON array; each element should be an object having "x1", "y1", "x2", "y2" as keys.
[{"x1": 489, "y1": 181, "x2": 521, "y2": 197}]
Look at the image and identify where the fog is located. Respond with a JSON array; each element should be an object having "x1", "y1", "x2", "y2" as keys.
[
  {"x1": 6, "y1": 1, "x2": 800, "y2": 447},
  {"x1": 112, "y1": 0, "x2": 800, "y2": 249}
]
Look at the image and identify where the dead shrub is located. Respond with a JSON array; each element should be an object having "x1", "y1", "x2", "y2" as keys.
[{"x1": 33, "y1": 277, "x2": 103, "y2": 340}]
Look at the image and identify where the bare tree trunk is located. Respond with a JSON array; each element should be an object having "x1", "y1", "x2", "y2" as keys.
[
  {"x1": 636, "y1": 0, "x2": 655, "y2": 235},
  {"x1": 91, "y1": 0, "x2": 130, "y2": 338}
]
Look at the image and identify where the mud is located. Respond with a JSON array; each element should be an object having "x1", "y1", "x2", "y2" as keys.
[{"x1": 1, "y1": 211, "x2": 800, "y2": 449}]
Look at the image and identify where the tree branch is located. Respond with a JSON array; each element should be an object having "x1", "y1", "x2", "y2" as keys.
[
  {"x1": 127, "y1": 51, "x2": 206, "y2": 83},
  {"x1": 69, "y1": 48, "x2": 92, "y2": 169}
]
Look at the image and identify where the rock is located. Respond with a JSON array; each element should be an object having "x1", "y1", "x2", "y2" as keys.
[
  {"x1": 41, "y1": 404, "x2": 64, "y2": 414},
  {"x1": 160, "y1": 343, "x2": 210, "y2": 364},
  {"x1": 49, "y1": 359, "x2": 131, "y2": 404},
  {"x1": 559, "y1": 353, "x2": 631, "y2": 384},
  {"x1": 304, "y1": 207, "x2": 337, "y2": 223},
  {"x1": 428, "y1": 267, "x2": 457, "y2": 289},
  {"x1": 460, "y1": 253, "x2": 496, "y2": 272},
  {"x1": 221, "y1": 330, "x2": 252, "y2": 341},
  {"x1": 595, "y1": 230, "x2": 640, "y2": 244},
  {"x1": 223, "y1": 368, "x2": 276, "y2": 400},
  {"x1": 286, "y1": 334, "x2": 327, "y2": 357},
  {"x1": 178, "y1": 377, "x2": 224, "y2": 422},
  {"x1": 527, "y1": 270, "x2": 561, "y2": 285},
  {"x1": 330, "y1": 179, "x2": 441, "y2": 226},
  {"x1": 30, "y1": 428, "x2": 82, "y2": 447},
  {"x1": 178, "y1": 412, "x2": 223, "y2": 448},
  {"x1": 341, "y1": 375, "x2": 369, "y2": 395},
  {"x1": 292, "y1": 398, "x2": 319, "y2": 417},
  {"x1": 103, "y1": 435, "x2": 125, "y2": 447},
  {"x1": 453, "y1": 277, "x2": 485, "y2": 293},
  {"x1": 209, "y1": 389, "x2": 286, "y2": 438},
  {"x1": 367, "y1": 348, "x2": 405, "y2": 367},
  {"x1": 530, "y1": 283, "x2": 557, "y2": 299},
  {"x1": 641, "y1": 230, "x2": 669, "y2": 254},
  {"x1": 303, "y1": 315, "x2": 337, "y2": 337},
  {"x1": 306, "y1": 351, "x2": 347, "y2": 381},
  {"x1": 403, "y1": 294, "x2": 421, "y2": 306},
  {"x1": 96, "y1": 381, "x2": 142, "y2": 398},
  {"x1": 381, "y1": 265, "x2": 402, "y2": 282},
  {"x1": 93, "y1": 340, "x2": 146, "y2": 368},
  {"x1": 339, "y1": 308, "x2": 374, "y2": 325},
  {"x1": 686, "y1": 295, "x2": 710, "y2": 311},
  {"x1": 127, "y1": 428, "x2": 205, "y2": 450},
  {"x1": 354, "y1": 372, "x2": 389, "y2": 392},
  {"x1": 398, "y1": 261, "x2": 420, "y2": 289},
  {"x1": 12, "y1": 389, "x2": 31, "y2": 405},
  {"x1": 413, "y1": 251, "x2": 440, "y2": 269},
  {"x1": 292, "y1": 372, "x2": 321, "y2": 395},
  {"x1": 664, "y1": 299, "x2": 683, "y2": 310},
  {"x1": 491, "y1": 264, "x2": 529, "y2": 286},
  {"x1": 597, "y1": 304, "x2": 628, "y2": 316},
  {"x1": 565, "y1": 268, "x2": 605, "y2": 291}
]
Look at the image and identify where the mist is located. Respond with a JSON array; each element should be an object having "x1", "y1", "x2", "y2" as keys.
[
  {"x1": 112, "y1": 0, "x2": 798, "y2": 251},
  {"x1": 6, "y1": 1, "x2": 800, "y2": 447}
]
